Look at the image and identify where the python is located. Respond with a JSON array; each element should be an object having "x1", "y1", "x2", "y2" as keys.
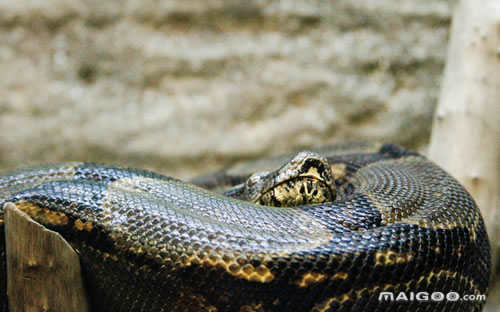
[{"x1": 0, "y1": 142, "x2": 491, "y2": 311}]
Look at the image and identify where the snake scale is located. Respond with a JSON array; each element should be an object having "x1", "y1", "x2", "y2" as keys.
[{"x1": 0, "y1": 142, "x2": 491, "y2": 311}]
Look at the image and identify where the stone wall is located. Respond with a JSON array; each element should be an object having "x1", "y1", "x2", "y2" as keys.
[{"x1": 0, "y1": 0, "x2": 454, "y2": 178}]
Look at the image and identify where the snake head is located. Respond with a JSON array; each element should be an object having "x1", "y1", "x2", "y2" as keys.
[{"x1": 241, "y1": 151, "x2": 336, "y2": 207}]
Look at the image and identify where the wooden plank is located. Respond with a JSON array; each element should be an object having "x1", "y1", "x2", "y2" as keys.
[{"x1": 4, "y1": 203, "x2": 89, "y2": 312}]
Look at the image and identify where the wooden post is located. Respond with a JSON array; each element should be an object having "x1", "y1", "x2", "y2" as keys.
[
  {"x1": 428, "y1": 0, "x2": 499, "y2": 270},
  {"x1": 4, "y1": 203, "x2": 89, "y2": 312}
]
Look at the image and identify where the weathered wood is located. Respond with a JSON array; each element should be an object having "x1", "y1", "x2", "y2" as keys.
[
  {"x1": 4, "y1": 203, "x2": 89, "y2": 312},
  {"x1": 428, "y1": 0, "x2": 499, "y2": 272}
]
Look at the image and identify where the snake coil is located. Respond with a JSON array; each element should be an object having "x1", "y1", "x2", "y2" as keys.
[{"x1": 0, "y1": 143, "x2": 491, "y2": 311}]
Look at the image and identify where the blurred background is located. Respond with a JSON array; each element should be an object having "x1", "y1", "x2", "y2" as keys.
[
  {"x1": 0, "y1": 0, "x2": 447, "y2": 177},
  {"x1": 0, "y1": 0, "x2": 497, "y2": 309}
]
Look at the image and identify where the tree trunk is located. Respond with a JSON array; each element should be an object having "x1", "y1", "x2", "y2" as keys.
[
  {"x1": 428, "y1": 0, "x2": 499, "y2": 283},
  {"x1": 4, "y1": 203, "x2": 89, "y2": 312}
]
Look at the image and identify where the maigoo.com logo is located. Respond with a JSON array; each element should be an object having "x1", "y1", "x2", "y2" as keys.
[{"x1": 378, "y1": 291, "x2": 486, "y2": 302}]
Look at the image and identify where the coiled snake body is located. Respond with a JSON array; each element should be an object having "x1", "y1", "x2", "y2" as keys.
[{"x1": 0, "y1": 143, "x2": 491, "y2": 311}]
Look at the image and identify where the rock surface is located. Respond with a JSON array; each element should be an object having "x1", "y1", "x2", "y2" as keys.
[{"x1": 0, "y1": 0, "x2": 453, "y2": 178}]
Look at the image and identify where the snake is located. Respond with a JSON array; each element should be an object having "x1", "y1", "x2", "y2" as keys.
[{"x1": 0, "y1": 142, "x2": 491, "y2": 311}]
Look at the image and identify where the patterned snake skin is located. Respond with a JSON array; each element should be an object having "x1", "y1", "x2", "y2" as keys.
[{"x1": 0, "y1": 143, "x2": 491, "y2": 311}]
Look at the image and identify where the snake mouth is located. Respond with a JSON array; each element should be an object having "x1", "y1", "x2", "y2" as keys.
[{"x1": 256, "y1": 176, "x2": 336, "y2": 207}]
